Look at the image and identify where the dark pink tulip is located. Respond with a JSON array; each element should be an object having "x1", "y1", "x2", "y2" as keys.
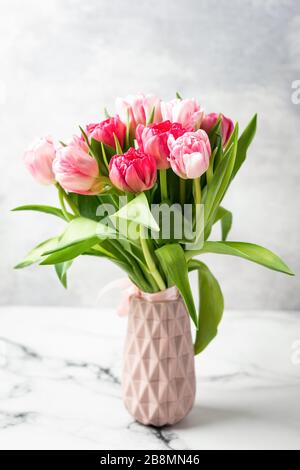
[
  {"x1": 109, "y1": 148, "x2": 157, "y2": 193},
  {"x1": 86, "y1": 115, "x2": 126, "y2": 149}
]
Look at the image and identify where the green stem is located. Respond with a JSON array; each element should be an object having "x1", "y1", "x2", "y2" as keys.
[
  {"x1": 140, "y1": 226, "x2": 166, "y2": 291},
  {"x1": 192, "y1": 178, "x2": 202, "y2": 236},
  {"x1": 159, "y1": 170, "x2": 168, "y2": 201},
  {"x1": 65, "y1": 194, "x2": 80, "y2": 216},
  {"x1": 58, "y1": 187, "x2": 71, "y2": 221},
  {"x1": 180, "y1": 178, "x2": 186, "y2": 206},
  {"x1": 193, "y1": 178, "x2": 202, "y2": 206},
  {"x1": 56, "y1": 184, "x2": 80, "y2": 218}
]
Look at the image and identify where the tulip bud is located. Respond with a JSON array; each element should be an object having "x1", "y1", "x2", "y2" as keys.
[
  {"x1": 202, "y1": 113, "x2": 234, "y2": 146},
  {"x1": 109, "y1": 148, "x2": 157, "y2": 193},
  {"x1": 168, "y1": 130, "x2": 211, "y2": 179},
  {"x1": 136, "y1": 120, "x2": 187, "y2": 170},
  {"x1": 161, "y1": 98, "x2": 204, "y2": 130},
  {"x1": 115, "y1": 94, "x2": 162, "y2": 130},
  {"x1": 24, "y1": 136, "x2": 56, "y2": 185}
]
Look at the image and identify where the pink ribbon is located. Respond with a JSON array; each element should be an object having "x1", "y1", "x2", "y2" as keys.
[{"x1": 97, "y1": 278, "x2": 179, "y2": 317}]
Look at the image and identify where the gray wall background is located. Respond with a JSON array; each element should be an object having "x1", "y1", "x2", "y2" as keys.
[{"x1": 1, "y1": 0, "x2": 299, "y2": 310}]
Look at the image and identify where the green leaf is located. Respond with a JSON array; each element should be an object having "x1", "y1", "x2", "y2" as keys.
[
  {"x1": 110, "y1": 193, "x2": 160, "y2": 233},
  {"x1": 14, "y1": 237, "x2": 59, "y2": 269},
  {"x1": 101, "y1": 142, "x2": 109, "y2": 169},
  {"x1": 214, "y1": 207, "x2": 233, "y2": 241},
  {"x1": 87, "y1": 138, "x2": 106, "y2": 175},
  {"x1": 188, "y1": 260, "x2": 224, "y2": 354},
  {"x1": 147, "y1": 106, "x2": 156, "y2": 125},
  {"x1": 43, "y1": 217, "x2": 116, "y2": 254},
  {"x1": 41, "y1": 239, "x2": 98, "y2": 265},
  {"x1": 186, "y1": 241, "x2": 294, "y2": 276},
  {"x1": 176, "y1": 91, "x2": 182, "y2": 100},
  {"x1": 90, "y1": 138, "x2": 116, "y2": 174},
  {"x1": 77, "y1": 195, "x2": 101, "y2": 221},
  {"x1": 231, "y1": 114, "x2": 257, "y2": 180},
  {"x1": 155, "y1": 244, "x2": 197, "y2": 327},
  {"x1": 208, "y1": 115, "x2": 222, "y2": 151},
  {"x1": 113, "y1": 133, "x2": 123, "y2": 154},
  {"x1": 55, "y1": 261, "x2": 73, "y2": 288},
  {"x1": 153, "y1": 201, "x2": 195, "y2": 247},
  {"x1": 12, "y1": 205, "x2": 70, "y2": 221},
  {"x1": 203, "y1": 124, "x2": 238, "y2": 229}
]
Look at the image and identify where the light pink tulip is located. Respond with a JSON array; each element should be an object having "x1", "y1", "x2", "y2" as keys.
[
  {"x1": 86, "y1": 116, "x2": 126, "y2": 149},
  {"x1": 115, "y1": 94, "x2": 162, "y2": 130},
  {"x1": 201, "y1": 113, "x2": 234, "y2": 146},
  {"x1": 53, "y1": 137, "x2": 103, "y2": 195},
  {"x1": 168, "y1": 130, "x2": 211, "y2": 179},
  {"x1": 161, "y1": 98, "x2": 204, "y2": 130},
  {"x1": 24, "y1": 136, "x2": 56, "y2": 185},
  {"x1": 109, "y1": 148, "x2": 157, "y2": 193},
  {"x1": 136, "y1": 120, "x2": 187, "y2": 170}
]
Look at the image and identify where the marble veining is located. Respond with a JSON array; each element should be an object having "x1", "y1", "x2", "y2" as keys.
[{"x1": 0, "y1": 307, "x2": 299, "y2": 450}]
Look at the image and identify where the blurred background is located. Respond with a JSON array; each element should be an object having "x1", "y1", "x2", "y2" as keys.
[{"x1": 1, "y1": 0, "x2": 299, "y2": 310}]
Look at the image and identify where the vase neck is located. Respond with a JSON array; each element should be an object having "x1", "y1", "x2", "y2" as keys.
[{"x1": 139, "y1": 286, "x2": 179, "y2": 303}]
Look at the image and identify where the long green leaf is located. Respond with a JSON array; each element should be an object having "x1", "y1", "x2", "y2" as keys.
[
  {"x1": 12, "y1": 205, "x2": 70, "y2": 221},
  {"x1": 188, "y1": 260, "x2": 224, "y2": 354},
  {"x1": 155, "y1": 244, "x2": 197, "y2": 327},
  {"x1": 231, "y1": 114, "x2": 257, "y2": 180},
  {"x1": 14, "y1": 237, "x2": 59, "y2": 269},
  {"x1": 40, "y1": 238, "x2": 99, "y2": 265},
  {"x1": 43, "y1": 217, "x2": 116, "y2": 254},
  {"x1": 55, "y1": 261, "x2": 73, "y2": 288},
  {"x1": 214, "y1": 207, "x2": 233, "y2": 241},
  {"x1": 186, "y1": 241, "x2": 294, "y2": 276},
  {"x1": 203, "y1": 125, "x2": 238, "y2": 229}
]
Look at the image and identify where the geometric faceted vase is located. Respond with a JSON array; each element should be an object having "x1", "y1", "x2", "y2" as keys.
[{"x1": 122, "y1": 293, "x2": 196, "y2": 427}]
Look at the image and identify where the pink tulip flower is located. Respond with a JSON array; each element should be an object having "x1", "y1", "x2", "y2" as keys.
[
  {"x1": 23, "y1": 136, "x2": 56, "y2": 185},
  {"x1": 109, "y1": 148, "x2": 157, "y2": 193},
  {"x1": 168, "y1": 130, "x2": 211, "y2": 179},
  {"x1": 202, "y1": 113, "x2": 234, "y2": 146},
  {"x1": 136, "y1": 120, "x2": 187, "y2": 170},
  {"x1": 161, "y1": 98, "x2": 204, "y2": 130},
  {"x1": 86, "y1": 116, "x2": 126, "y2": 149},
  {"x1": 115, "y1": 94, "x2": 162, "y2": 130},
  {"x1": 53, "y1": 137, "x2": 103, "y2": 195}
]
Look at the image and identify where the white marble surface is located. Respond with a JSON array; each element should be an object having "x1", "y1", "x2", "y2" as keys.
[{"x1": 0, "y1": 306, "x2": 299, "y2": 450}]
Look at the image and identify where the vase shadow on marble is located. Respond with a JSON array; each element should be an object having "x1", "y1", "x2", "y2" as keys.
[{"x1": 122, "y1": 295, "x2": 196, "y2": 427}]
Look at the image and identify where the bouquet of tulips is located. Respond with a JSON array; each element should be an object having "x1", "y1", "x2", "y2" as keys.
[{"x1": 14, "y1": 93, "x2": 294, "y2": 354}]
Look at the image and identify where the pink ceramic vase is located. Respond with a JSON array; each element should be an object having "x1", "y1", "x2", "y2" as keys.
[{"x1": 122, "y1": 290, "x2": 196, "y2": 427}]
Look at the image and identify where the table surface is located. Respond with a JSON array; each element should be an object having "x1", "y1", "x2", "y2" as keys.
[{"x1": 0, "y1": 306, "x2": 299, "y2": 450}]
